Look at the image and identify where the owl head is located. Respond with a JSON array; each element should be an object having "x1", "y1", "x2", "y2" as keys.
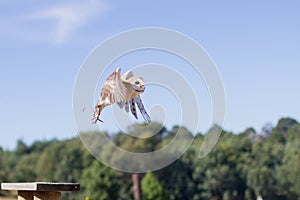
[{"x1": 130, "y1": 76, "x2": 145, "y2": 93}]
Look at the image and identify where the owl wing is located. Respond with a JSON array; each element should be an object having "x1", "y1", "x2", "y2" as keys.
[
  {"x1": 121, "y1": 70, "x2": 135, "y2": 81},
  {"x1": 133, "y1": 95, "x2": 151, "y2": 123},
  {"x1": 117, "y1": 100, "x2": 130, "y2": 112},
  {"x1": 116, "y1": 96, "x2": 151, "y2": 122},
  {"x1": 100, "y1": 68, "x2": 129, "y2": 104},
  {"x1": 117, "y1": 69, "x2": 151, "y2": 122},
  {"x1": 129, "y1": 98, "x2": 138, "y2": 119},
  {"x1": 92, "y1": 68, "x2": 130, "y2": 124}
]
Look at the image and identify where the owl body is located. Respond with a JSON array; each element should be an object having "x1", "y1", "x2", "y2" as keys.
[{"x1": 92, "y1": 68, "x2": 150, "y2": 123}]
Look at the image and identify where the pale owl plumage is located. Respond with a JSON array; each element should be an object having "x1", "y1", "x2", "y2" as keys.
[{"x1": 92, "y1": 68, "x2": 151, "y2": 123}]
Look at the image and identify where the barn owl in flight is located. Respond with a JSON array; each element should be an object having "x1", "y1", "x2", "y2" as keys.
[{"x1": 92, "y1": 68, "x2": 151, "y2": 124}]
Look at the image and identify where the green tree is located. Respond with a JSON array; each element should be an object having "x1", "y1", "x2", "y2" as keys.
[
  {"x1": 110, "y1": 123, "x2": 167, "y2": 200},
  {"x1": 54, "y1": 139, "x2": 87, "y2": 182},
  {"x1": 247, "y1": 124, "x2": 285, "y2": 199},
  {"x1": 0, "y1": 148, "x2": 5, "y2": 180},
  {"x1": 0, "y1": 148, "x2": 7, "y2": 196},
  {"x1": 2, "y1": 118, "x2": 299, "y2": 200},
  {"x1": 81, "y1": 160, "x2": 120, "y2": 200},
  {"x1": 273, "y1": 117, "x2": 298, "y2": 135},
  {"x1": 247, "y1": 165, "x2": 276, "y2": 199},
  {"x1": 141, "y1": 172, "x2": 164, "y2": 200},
  {"x1": 275, "y1": 124, "x2": 300, "y2": 199},
  {"x1": 29, "y1": 140, "x2": 57, "y2": 153},
  {"x1": 199, "y1": 133, "x2": 249, "y2": 200},
  {"x1": 13, "y1": 152, "x2": 40, "y2": 182},
  {"x1": 247, "y1": 118, "x2": 299, "y2": 200},
  {"x1": 36, "y1": 141, "x2": 64, "y2": 181},
  {"x1": 15, "y1": 140, "x2": 29, "y2": 156},
  {"x1": 158, "y1": 159, "x2": 194, "y2": 200},
  {"x1": 119, "y1": 122, "x2": 166, "y2": 153}
]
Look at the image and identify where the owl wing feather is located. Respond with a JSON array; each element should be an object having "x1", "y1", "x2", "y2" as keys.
[
  {"x1": 129, "y1": 98, "x2": 138, "y2": 119},
  {"x1": 121, "y1": 70, "x2": 134, "y2": 81},
  {"x1": 93, "y1": 68, "x2": 131, "y2": 123},
  {"x1": 117, "y1": 101, "x2": 124, "y2": 109},
  {"x1": 117, "y1": 96, "x2": 151, "y2": 122},
  {"x1": 101, "y1": 68, "x2": 129, "y2": 104},
  {"x1": 134, "y1": 95, "x2": 151, "y2": 123},
  {"x1": 118, "y1": 70, "x2": 151, "y2": 122},
  {"x1": 124, "y1": 100, "x2": 129, "y2": 112}
]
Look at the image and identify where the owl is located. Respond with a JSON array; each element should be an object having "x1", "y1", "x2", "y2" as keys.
[{"x1": 92, "y1": 68, "x2": 151, "y2": 124}]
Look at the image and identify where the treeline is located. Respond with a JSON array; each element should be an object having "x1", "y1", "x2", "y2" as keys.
[{"x1": 0, "y1": 117, "x2": 299, "y2": 200}]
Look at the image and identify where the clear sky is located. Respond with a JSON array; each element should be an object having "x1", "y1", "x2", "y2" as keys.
[{"x1": 0, "y1": 0, "x2": 299, "y2": 150}]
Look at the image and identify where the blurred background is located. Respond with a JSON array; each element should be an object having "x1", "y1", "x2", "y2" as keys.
[{"x1": 0, "y1": 1, "x2": 299, "y2": 199}]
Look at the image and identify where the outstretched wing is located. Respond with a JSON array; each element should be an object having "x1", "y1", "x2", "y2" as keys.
[
  {"x1": 93, "y1": 68, "x2": 130, "y2": 123},
  {"x1": 117, "y1": 100, "x2": 133, "y2": 115},
  {"x1": 116, "y1": 96, "x2": 151, "y2": 123},
  {"x1": 100, "y1": 68, "x2": 130, "y2": 104},
  {"x1": 116, "y1": 69, "x2": 151, "y2": 122},
  {"x1": 133, "y1": 95, "x2": 151, "y2": 123},
  {"x1": 116, "y1": 101, "x2": 129, "y2": 112},
  {"x1": 129, "y1": 98, "x2": 138, "y2": 119}
]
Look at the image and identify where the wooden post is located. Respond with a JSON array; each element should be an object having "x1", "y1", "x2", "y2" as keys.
[
  {"x1": 132, "y1": 173, "x2": 141, "y2": 200},
  {"x1": 1, "y1": 182, "x2": 80, "y2": 200}
]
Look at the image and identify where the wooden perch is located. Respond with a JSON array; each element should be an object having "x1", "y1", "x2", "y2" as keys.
[{"x1": 1, "y1": 182, "x2": 80, "y2": 200}]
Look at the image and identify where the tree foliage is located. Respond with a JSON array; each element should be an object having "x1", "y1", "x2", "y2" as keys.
[
  {"x1": 81, "y1": 160, "x2": 120, "y2": 200},
  {"x1": 0, "y1": 118, "x2": 299, "y2": 200},
  {"x1": 141, "y1": 172, "x2": 164, "y2": 200}
]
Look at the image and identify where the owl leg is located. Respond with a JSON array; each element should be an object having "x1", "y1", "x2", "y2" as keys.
[{"x1": 92, "y1": 104, "x2": 105, "y2": 123}]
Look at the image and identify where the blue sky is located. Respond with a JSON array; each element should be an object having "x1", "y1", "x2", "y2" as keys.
[{"x1": 0, "y1": 0, "x2": 299, "y2": 149}]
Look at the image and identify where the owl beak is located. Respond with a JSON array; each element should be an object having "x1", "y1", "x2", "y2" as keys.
[
  {"x1": 135, "y1": 86, "x2": 145, "y2": 92},
  {"x1": 135, "y1": 85, "x2": 144, "y2": 92},
  {"x1": 140, "y1": 85, "x2": 145, "y2": 92}
]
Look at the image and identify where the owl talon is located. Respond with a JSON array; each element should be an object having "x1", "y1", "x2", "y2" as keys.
[{"x1": 91, "y1": 117, "x2": 104, "y2": 124}]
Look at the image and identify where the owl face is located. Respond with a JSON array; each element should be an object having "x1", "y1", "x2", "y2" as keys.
[{"x1": 130, "y1": 77, "x2": 145, "y2": 92}]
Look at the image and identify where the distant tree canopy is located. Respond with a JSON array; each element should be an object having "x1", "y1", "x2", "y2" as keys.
[
  {"x1": 141, "y1": 172, "x2": 164, "y2": 200},
  {"x1": 0, "y1": 117, "x2": 299, "y2": 200},
  {"x1": 81, "y1": 160, "x2": 121, "y2": 200}
]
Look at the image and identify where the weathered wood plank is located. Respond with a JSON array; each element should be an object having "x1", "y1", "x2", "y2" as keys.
[
  {"x1": 1, "y1": 182, "x2": 80, "y2": 192},
  {"x1": 17, "y1": 191, "x2": 33, "y2": 200},
  {"x1": 18, "y1": 191, "x2": 61, "y2": 200},
  {"x1": 2, "y1": 183, "x2": 37, "y2": 191}
]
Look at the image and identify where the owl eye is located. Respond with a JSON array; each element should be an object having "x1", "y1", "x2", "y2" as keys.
[{"x1": 135, "y1": 81, "x2": 140, "y2": 84}]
